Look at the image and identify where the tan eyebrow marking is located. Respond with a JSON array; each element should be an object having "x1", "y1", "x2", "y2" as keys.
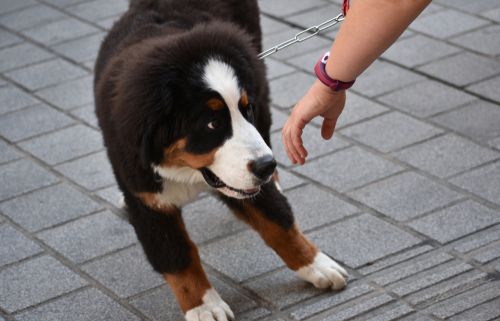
[
  {"x1": 207, "y1": 98, "x2": 224, "y2": 110},
  {"x1": 240, "y1": 91, "x2": 249, "y2": 107}
]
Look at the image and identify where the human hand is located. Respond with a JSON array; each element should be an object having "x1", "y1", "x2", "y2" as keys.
[{"x1": 282, "y1": 80, "x2": 346, "y2": 165}]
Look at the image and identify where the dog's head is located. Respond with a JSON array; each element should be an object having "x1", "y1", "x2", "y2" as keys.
[{"x1": 111, "y1": 22, "x2": 274, "y2": 199}]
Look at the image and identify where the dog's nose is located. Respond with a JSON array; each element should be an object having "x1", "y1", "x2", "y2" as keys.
[{"x1": 250, "y1": 155, "x2": 277, "y2": 180}]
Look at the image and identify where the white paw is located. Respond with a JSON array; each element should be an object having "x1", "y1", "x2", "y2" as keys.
[
  {"x1": 296, "y1": 252, "x2": 348, "y2": 290},
  {"x1": 185, "y1": 288, "x2": 234, "y2": 321}
]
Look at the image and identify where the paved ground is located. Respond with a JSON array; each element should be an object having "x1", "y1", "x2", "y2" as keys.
[{"x1": 1, "y1": 0, "x2": 500, "y2": 320}]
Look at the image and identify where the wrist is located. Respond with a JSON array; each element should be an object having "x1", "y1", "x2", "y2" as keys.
[{"x1": 315, "y1": 52, "x2": 355, "y2": 91}]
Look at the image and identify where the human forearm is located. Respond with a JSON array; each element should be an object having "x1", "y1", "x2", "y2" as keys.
[{"x1": 325, "y1": 0, "x2": 432, "y2": 81}]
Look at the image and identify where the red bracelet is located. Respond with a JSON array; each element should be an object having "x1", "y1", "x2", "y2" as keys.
[{"x1": 314, "y1": 52, "x2": 355, "y2": 92}]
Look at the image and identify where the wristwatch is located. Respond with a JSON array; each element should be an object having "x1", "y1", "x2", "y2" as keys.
[{"x1": 315, "y1": 51, "x2": 355, "y2": 91}]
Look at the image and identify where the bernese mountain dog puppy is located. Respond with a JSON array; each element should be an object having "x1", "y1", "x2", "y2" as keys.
[{"x1": 94, "y1": 0, "x2": 348, "y2": 319}]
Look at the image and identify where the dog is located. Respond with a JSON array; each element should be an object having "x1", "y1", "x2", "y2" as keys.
[{"x1": 94, "y1": 0, "x2": 348, "y2": 319}]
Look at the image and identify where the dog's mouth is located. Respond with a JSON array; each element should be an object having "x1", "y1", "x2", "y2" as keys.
[{"x1": 200, "y1": 168, "x2": 260, "y2": 197}]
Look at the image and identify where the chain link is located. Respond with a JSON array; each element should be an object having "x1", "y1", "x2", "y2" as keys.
[{"x1": 258, "y1": 13, "x2": 345, "y2": 59}]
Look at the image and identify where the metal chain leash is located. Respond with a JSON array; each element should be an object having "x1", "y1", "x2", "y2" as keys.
[{"x1": 258, "y1": 13, "x2": 345, "y2": 60}]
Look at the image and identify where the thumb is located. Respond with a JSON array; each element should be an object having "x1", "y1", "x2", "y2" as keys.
[{"x1": 321, "y1": 117, "x2": 338, "y2": 140}]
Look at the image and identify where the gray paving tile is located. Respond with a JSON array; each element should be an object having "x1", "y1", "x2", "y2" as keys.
[
  {"x1": 348, "y1": 172, "x2": 462, "y2": 222},
  {"x1": 269, "y1": 71, "x2": 317, "y2": 108},
  {"x1": 0, "y1": 104, "x2": 75, "y2": 142},
  {"x1": 489, "y1": 136, "x2": 500, "y2": 150},
  {"x1": 132, "y1": 274, "x2": 256, "y2": 320},
  {"x1": 432, "y1": 101, "x2": 500, "y2": 143},
  {"x1": 0, "y1": 255, "x2": 88, "y2": 313},
  {"x1": 404, "y1": 269, "x2": 487, "y2": 308},
  {"x1": 271, "y1": 126, "x2": 350, "y2": 167},
  {"x1": 238, "y1": 308, "x2": 271, "y2": 321},
  {"x1": 307, "y1": 213, "x2": 421, "y2": 268},
  {"x1": 417, "y1": 52, "x2": 500, "y2": 87},
  {"x1": 392, "y1": 134, "x2": 499, "y2": 178},
  {"x1": 450, "y1": 161, "x2": 500, "y2": 205},
  {"x1": 54, "y1": 151, "x2": 116, "y2": 190},
  {"x1": 481, "y1": 6, "x2": 500, "y2": 22},
  {"x1": 82, "y1": 246, "x2": 163, "y2": 298},
  {"x1": 290, "y1": 281, "x2": 374, "y2": 320},
  {"x1": 15, "y1": 288, "x2": 140, "y2": 321},
  {"x1": 37, "y1": 211, "x2": 137, "y2": 263},
  {"x1": 381, "y1": 35, "x2": 462, "y2": 68},
  {"x1": 450, "y1": 25, "x2": 500, "y2": 56},
  {"x1": 71, "y1": 104, "x2": 99, "y2": 128},
  {"x1": 0, "y1": 4, "x2": 66, "y2": 31},
  {"x1": 294, "y1": 146, "x2": 404, "y2": 192},
  {"x1": 5, "y1": 59, "x2": 87, "y2": 91},
  {"x1": 19, "y1": 125, "x2": 104, "y2": 165},
  {"x1": 369, "y1": 250, "x2": 454, "y2": 286},
  {"x1": 131, "y1": 286, "x2": 184, "y2": 321},
  {"x1": 423, "y1": 281, "x2": 500, "y2": 319},
  {"x1": 449, "y1": 296, "x2": 500, "y2": 321},
  {"x1": 0, "y1": 184, "x2": 103, "y2": 232},
  {"x1": 94, "y1": 15, "x2": 121, "y2": 30},
  {"x1": 472, "y1": 245, "x2": 500, "y2": 263},
  {"x1": 339, "y1": 112, "x2": 443, "y2": 153},
  {"x1": 260, "y1": 15, "x2": 289, "y2": 35},
  {"x1": 0, "y1": 0, "x2": 37, "y2": 15},
  {"x1": 269, "y1": 106, "x2": 289, "y2": 132},
  {"x1": 408, "y1": 200, "x2": 500, "y2": 244},
  {"x1": 361, "y1": 303, "x2": 414, "y2": 321},
  {"x1": 275, "y1": 169, "x2": 304, "y2": 190},
  {"x1": 467, "y1": 75, "x2": 500, "y2": 103},
  {"x1": 409, "y1": 10, "x2": 490, "y2": 39},
  {"x1": 21, "y1": 18, "x2": 100, "y2": 46},
  {"x1": 0, "y1": 159, "x2": 59, "y2": 201},
  {"x1": 353, "y1": 61, "x2": 425, "y2": 97},
  {"x1": 35, "y1": 75, "x2": 94, "y2": 110},
  {"x1": 199, "y1": 229, "x2": 284, "y2": 282},
  {"x1": 42, "y1": 0, "x2": 86, "y2": 7},
  {"x1": 285, "y1": 3, "x2": 342, "y2": 29},
  {"x1": 265, "y1": 59, "x2": 295, "y2": 80},
  {"x1": 434, "y1": 0, "x2": 500, "y2": 14},
  {"x1": 66, "y1": 0, "x2": 129, "y2": 22},
  {"x1": 0, "y1": 224, "x2": 43, "y2": 267},
  {"x1": 451, "y1": 224, "x2": 500, "y2": 253},
  {"x1": 245, "y1": 268, "x2": 324, "y2": 310},
  {"x1": 0, "y1": 86, "x2": 40, "y2": 116},
  {"x1": 324, "y1": 294, "x2": 394, "y2": 321},
  {"x1": 397, "y1": 313, "x2": 435, "y2": 321},
  {"x1": 183, "y1": 196, "x2": 247, "y2": 244},
  {"x1": 259, "y1": 0, "x2": 327, "y2": 18},
  {"x1": 286, "y1": 184, "x2": 360, "y2": 231},
  {"x1": 0, "y1": 29, "x2": 22, "y2": 48},
  {"x1": 358, "y1": 245, "x2": 434, "y2": 276},
  {"x1": 377, "y1": 80, "x2": 477, "y2": 118},
  {"x1": 51, "y1": 32, "x2": 106, "y2": 63},
  {"x1": 0, "y1": 43, "x2": 53, "y2": 73},
  {"x1": 0, "y1": 140, "x2": 21, "y2": 164},
  {"x1": 486, "y1": 258, "x2": 500, "y2": 273},
  {"x1": 95, "y1": 185, "x2": 123, "y2": 208},
  {"x1": 314, "y1": 92, "x2": 389, "y2": 128},
  {"x1": 263, "y1": 27, "x2": 332, "y2": 60}
]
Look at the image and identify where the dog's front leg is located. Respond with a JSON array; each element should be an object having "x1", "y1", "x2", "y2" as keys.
[
  {"x1": 221, "y1": 181, "x2": 348, "y2": 290},
  {"x1": 129, "y1": 198, "x2": 234, "y2": 321}
]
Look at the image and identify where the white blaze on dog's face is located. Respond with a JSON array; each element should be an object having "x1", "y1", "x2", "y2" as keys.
[{"x1": 202, "y1": 58, "x2": 274, "y2": 199}]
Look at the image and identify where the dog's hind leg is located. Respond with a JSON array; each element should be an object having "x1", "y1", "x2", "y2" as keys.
[
  {"x1": 127, "y1": 198, "x2": 234, "y2": 321},
  {"x1": 220, "y1": 180, "x2": 348, "y2": 290}
]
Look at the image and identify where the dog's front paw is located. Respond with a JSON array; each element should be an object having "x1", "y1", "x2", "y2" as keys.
[
  {"x1": 296, "y1": 252, "x2": 348, "y2": 290},
  {"x1": 185, "y1": 288, "x2": 234, "y2": 321}
]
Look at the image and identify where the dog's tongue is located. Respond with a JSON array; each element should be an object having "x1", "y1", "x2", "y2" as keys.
[{"x1": 243, "y1": 187, "x2": 260, "y2": 194}]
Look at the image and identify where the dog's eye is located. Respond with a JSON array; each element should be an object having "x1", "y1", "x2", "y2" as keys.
[
  {"x1": 247, "y1": 105, "x2": 253, "y2": 117},
  {"x1": 207, "y1": 118, "x2": 222, "y2": 130}
]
